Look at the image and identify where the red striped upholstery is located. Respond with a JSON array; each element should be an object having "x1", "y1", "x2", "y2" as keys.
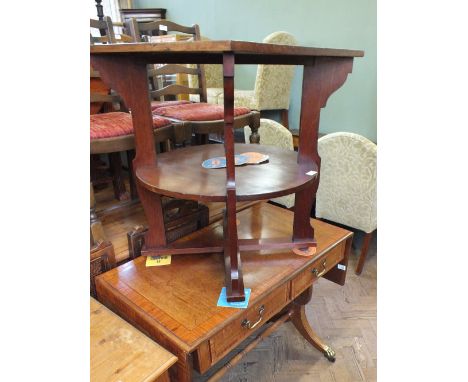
[
  {"x1": 152, "y1": 102, "x2": 251, "y2": 121},
  {"x1": 90, "y1": 112, "x2": 171, "y2": 139},
  {"x1": 151, "y1": 100, "x2": 191, "y2": 111}
]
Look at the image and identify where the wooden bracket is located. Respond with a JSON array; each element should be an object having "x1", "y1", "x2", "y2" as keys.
[{"x1": 293, "y1": 57, "x2": 354, "y2": 244}]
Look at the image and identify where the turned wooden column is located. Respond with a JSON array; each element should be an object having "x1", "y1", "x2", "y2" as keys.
[{"x1": 95, "y1": 0, "x2": 106, "y2": 36}]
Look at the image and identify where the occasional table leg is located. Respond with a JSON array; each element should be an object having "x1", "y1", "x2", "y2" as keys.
[
  {"x1": 138, "y1": 184, "x2": 167, "y2": 253},
  {"x1": 291, "y1": 286, "x2": 336, "y2": 362},
  {"x1": 293, "y1": 57, "x2": 355, "y2": 246},
  {"x1": 293, "y1": 182, "x2": 317, "y2": 241},
  {"x1": 222, "y1": 52, "x2": 245, "y2": 302},
  {"x1": 223, "y1": 203, "x2": 244, "y2": 302},
  {"x1": 90, "y1": 56, "x2": 168, "y2": 254}
]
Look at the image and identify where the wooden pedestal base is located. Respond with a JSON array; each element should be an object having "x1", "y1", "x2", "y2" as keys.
[
  {"x1": 291, "y1": 286, "x2": 336, "y2": 362},
  {"x1": 207, "y1": 285, "x2": 335, "y2": 381}
]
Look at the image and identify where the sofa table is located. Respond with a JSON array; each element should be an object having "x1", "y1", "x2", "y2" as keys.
[
  {"x1": 96, "y1": 203, "x2": 353, "y2": 381},
  {"x1": 90, "y1": 297, "x2": 177, "y2": 382},
  {"x1": 91, "y1": 40, "x2": 363, "y2": 302}
]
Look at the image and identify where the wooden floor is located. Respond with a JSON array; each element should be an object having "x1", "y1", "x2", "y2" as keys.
[{"x1": 95, "y1": 183, "x2": 377, "y2": 381}]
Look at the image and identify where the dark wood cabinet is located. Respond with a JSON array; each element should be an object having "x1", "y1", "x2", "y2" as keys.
[{"x1": 120, "y1": 8, "x2": 166, "y2": 26}]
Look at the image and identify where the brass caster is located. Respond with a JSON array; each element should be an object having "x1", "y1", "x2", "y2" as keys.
[{"x1": 323, "y1": 346, "x2": 336, "y2": 362}]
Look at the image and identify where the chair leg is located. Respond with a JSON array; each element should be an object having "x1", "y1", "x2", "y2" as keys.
[
  {"x1": 108, "y1": 152, "x2": 129, "y2": 201},
  {"x1": 249, "y1": 114, "x2": 261, "y2": 144},
  {"x1": 280, "y1": 109, "x2": 289, "y2": 129},
  {"x1": 164, "y1": 139, "x2": 172, "y2": 152},
  {"x1": 355, "y1": 231, "x2": 374, "y2": 275},
  {"x1": 126, "y1": 150, "x2": 138, "y2": 200},
  {"x1": 90, "y1": 182, "x2": 106, "y2": 248},
  {"x1": 194, "y1": 133, "x2": 209, "y2": 145},
  {"x1": 90, "y1": 154, "x2": 109, "y2": 190}
]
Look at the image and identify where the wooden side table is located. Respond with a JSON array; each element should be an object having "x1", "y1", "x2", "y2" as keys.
[
  {"x1": 91, "y1": 297, "x2": 177, "y2": 382},
  {"x1": 96, "y1": 203, "x2": 353, "y2": 382},
  {"x1": 91, "y1": 40, "x2": 363, "y2": 302}
]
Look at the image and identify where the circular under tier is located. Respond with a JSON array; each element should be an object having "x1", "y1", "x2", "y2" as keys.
[{"x1": 136, "y1": 143, "x2": 317, "y2": 202}]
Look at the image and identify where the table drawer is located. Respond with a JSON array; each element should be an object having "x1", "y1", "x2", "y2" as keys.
[
  {"x1": 208, "y1": 283, "x2": 290, "y2": 364},
  {"x1": 291, "y1": 241, "x2": 345, "y2": 299}
]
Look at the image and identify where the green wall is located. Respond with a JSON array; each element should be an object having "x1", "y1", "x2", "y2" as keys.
[{"x1": 134, "y1": 0, "x2": 376, "y2": 141}]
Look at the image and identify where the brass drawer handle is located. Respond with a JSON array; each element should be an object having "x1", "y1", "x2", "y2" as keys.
[
  {"x1": 312, "y1": 260, "x2": 327, "y2": 278},
  {"x1": 241, "y1": 305, "x2": 265, "y2": 330}
]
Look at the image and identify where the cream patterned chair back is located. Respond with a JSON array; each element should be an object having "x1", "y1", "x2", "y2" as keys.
[
  {"x1": 204, "y1": 62, "x2": 223, "y2": 89},
  {"x1": 199, "y1": 32, "x2": 298, "y2": 109},
  {"x1": 254, "y1": 31, "x2": 298, "y2": 110},
  {"x1": 316, "y1": 132, "x2": 377, "y2": 233},
  {"x1": 244, "y1": 119, "x2": 295, "y2": 208},
  {"x1": 187, "y1": 36, "x2": 224, "y2": 103}
]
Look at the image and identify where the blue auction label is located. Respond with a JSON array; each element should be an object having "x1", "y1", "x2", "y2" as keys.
[{"x1": 216, "y1": 287, "x2": 251, "y2": 309}]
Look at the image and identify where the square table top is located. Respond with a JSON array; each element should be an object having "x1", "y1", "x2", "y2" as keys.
[
  {"x1": 90, "y1": 297, "x2": 177, "y2": 381},
  {"x1": 90, "y1": 40, "x2": 364, "y2": 65},
  {"x1": 96, "y1": 203, "x2": 352, "y2": 351}
]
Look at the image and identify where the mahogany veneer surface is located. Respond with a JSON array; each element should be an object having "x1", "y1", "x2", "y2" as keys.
[
  {"x1": 136, "y1": 144, "x2": 317, "y2": 202},
  {"x1": 90, "y1": 40, "x2": 364, "y2": 65},
  {"x1": 96, "y1": 203, "x2": 352, "y2": 350}
]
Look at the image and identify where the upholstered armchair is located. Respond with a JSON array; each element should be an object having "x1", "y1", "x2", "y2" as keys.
[
  {"x1": 202, "y1": 61, "x2": 224, "y2": 104},
  {"x1": 187, "y1": 37, "x2": 224, "y2": 104},
  {"x1": 218, "y1": 31, "x2": 298, "y2": 128},
  {"x1": 244, "y1": 119, "x2": 295, "y2": 208},
  {"x1": 315, "y1": 132, "x2": 377, "y2": 275}
]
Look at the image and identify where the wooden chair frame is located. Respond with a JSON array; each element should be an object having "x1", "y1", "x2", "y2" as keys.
[
  {"x1": 90, "y1": 91, "x2": 190, "y2": 201},
  {"x1": 90, "y1": 92, "x2": 188, "y2": 155},
  {"x1": 128, "y1": 19, "x2": 261, "y2": 144},
  {"x1": 90, "y1": 17, "x2": 116, "y2": 44},
  {"x1": 91, "y1": 16, "x2": 190, "y2": 201}
]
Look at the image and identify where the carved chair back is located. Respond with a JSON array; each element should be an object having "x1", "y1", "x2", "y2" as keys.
[
  {"x1": 128, "y1": 19, "x2": 207, "y2": 102},
  {"x1": 90, "y1": 17, "x2": 116, "y2": 44},
  {"x1": 90, "y1": 91, "x2": 127, "y2": 115}
]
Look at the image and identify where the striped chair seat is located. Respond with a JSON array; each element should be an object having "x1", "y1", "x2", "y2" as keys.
[
  {"x1": 90, "y1": 112, "x2": 171, "y2": 139},
  {"x1": 152, "y1": 102, "x2": 251, "y2": 121}
]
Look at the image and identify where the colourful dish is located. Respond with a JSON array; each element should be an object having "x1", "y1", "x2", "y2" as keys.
[
  {"x1": 202, "y1": 154, "x2": 249, "y2": 169},
  {"x1": 242, "y1": 152, "x2": 269, "y2": 164}
]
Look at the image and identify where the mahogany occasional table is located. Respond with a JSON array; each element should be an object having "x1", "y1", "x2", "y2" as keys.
[
  {"x1": 91, "y1": 40, "x2": 363, "y2": 302},
  {"x1": 96, "y1": 203, "x2": 353, "y2": 382}
]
